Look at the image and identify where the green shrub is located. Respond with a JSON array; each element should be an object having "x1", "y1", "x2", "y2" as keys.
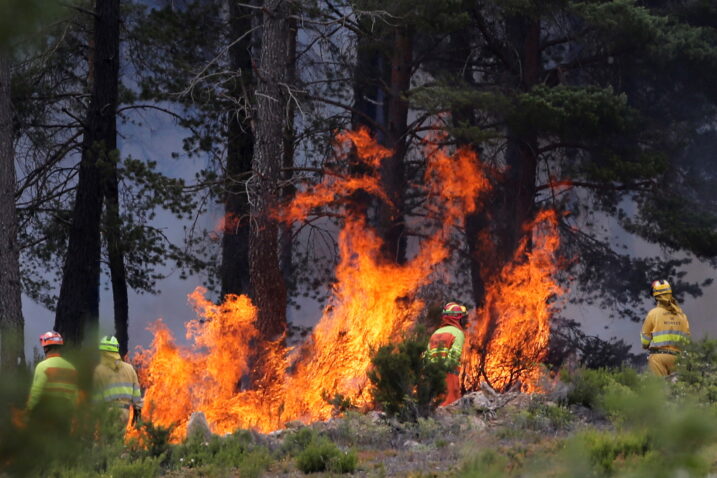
[
  {"x1": 514, "y1": 401, "x2": 572, "y2": 432},
  {"x1": 564, "y1": 367, "x2": 639, "y2": 409},
  {"x1": 170, "y1": 430, "x2": 265, "y2": 471},
  {"x1": 327, "y1": 411, "x2": 393, "y2": 448},
  {"x1": 579, "y1": 429, "x2": 650, "y2": 474},
  {"x1": 457, "y1": 449, "x2": 509, "y2": 478},
  {"x1": 106, "y1": 456, "x2": 161, "y2": 478},
  {"x1": 368, "y1": 327, "x2": 450, "y2": 421},
  {"x1": 321, "y1": 392, "x2": 356, "y2": 416},
  {"x1": 674, "y1": 339, "x2": 717, "y2": 403},
  {"x1": 135, "y1": 418, "x2": 175, "y2": 458},
  {"x1": 295, "y1": 437, "x2": 356, "y2": 474},
  {"x1": 281, "y1": 427, "x2": 318, "y2": 456},
  {"x1": 237, "y1": 448, "x2": 273, "y2": 478}
]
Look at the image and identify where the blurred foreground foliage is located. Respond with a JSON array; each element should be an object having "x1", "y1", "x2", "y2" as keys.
[
  {"x1": 460, "y1": 338, "x2": 717, "y2": 477},
  {"x1": 0, "y1": 365, "x2": 275, "y2": 477}
]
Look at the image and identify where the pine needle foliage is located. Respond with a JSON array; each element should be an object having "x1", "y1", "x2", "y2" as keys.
[{"x1": 368, "y1": 327, "x2": 450, "y2": 422}]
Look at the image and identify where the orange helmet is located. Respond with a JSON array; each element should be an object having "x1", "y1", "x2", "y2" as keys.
[
  {"x1": 39, "y1": 331, "x2": 63, "y2": 347},
  {"x1": 442, "y1": 302, "x2": 467, "y2": 318},
  {"x1": 441, "y1": 302, "x2": 468, "y2": 329}
]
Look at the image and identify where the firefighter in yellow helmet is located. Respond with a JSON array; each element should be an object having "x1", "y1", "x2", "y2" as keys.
[
  {"x1": 93, "y1": 336, "x2": 142, "y2": 429},
  {"x1": 26, "y1": 331, "x2": 79, "y2": 434},
  {"x1": 641, "y1": 280, "x2": 691, "y2": 376},
  {"x1": 426, "y1": 302, "x2": 468, "y2": 406}
]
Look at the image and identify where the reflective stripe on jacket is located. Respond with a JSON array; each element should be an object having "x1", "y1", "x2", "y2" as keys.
[
  {"x1": 93, "y1": 351, "x2": 142, "y2": 407},
  {"x1": 27, "y1": 354, "x2": 79, "y2": 410},
  {"x1": 426, "y1": 325, "x2": 465, "y2": 370},
  {"x1": 641, "y1": 305, "x2": 690, "y2": 352}
]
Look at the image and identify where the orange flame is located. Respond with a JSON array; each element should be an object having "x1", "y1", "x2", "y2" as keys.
[
  {"x1": 134, "y1": 128, "x2": 560, "y2": 439},
  {"x1": 462, "y1": 210, "x2": 561, "y2": 392}
]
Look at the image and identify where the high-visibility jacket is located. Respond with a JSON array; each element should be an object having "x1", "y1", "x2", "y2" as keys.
[
  {"x1": 640, "y1": 304, "x2": 690, "y2": 353},
  {"x1": 93, "y1": 351, "x2": 142, "y2": 409},
  {"x1": 426, "y1": 325, "x2": 465, "y2": 370},
  {"x1": 27, "y1": 353, "x2": 79, "y2": 410}
]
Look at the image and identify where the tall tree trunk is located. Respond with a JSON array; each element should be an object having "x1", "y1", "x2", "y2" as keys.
[
  {"x1": 104, "y1": 163, "x2": 128, "y2": 356},
  {"x1": 221, "y1": 0, "x2": 254, "y2": 300},
  {"x1": 496, "y1": 16, "x2": 541, "y2": 263},
  {"x1": 249, "y1": 0, "x2": 289, "y2": 341},
  {"x1": 377, "y1": 27, "x2": 412, "y2": 264},
  {"x1": 55, "y1": 0, "x2": 120, "y2": 346},
  {"x1": 349, "y1": 27, "x2": 385, "y2": 218},
  {"x1": 279, "y1": 17, "x2": 297, "y2": 287},
  {"x1": 475, "y1": 15, "x2": 541, "y2": 361},
  {"x1": 0, "y1": 52, "x2": 25, "y2": 371},
  {"x1": 447, "y1": 26, "x2": 490, "y2": 309}
]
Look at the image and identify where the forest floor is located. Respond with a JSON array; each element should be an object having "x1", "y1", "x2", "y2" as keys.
[{"x1": 166, "y1": 382, "x2": 604, "y2": 478}]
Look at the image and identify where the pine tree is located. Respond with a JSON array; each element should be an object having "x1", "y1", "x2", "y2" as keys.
[
  {"x1": 0, "y1": 52, "x2": 25, "y2": 371},
  {"x1": 54, "y1": 0, "x2": 121, "y2": 345}
]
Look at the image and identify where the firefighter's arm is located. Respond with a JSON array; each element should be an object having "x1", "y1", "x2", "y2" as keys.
[
  {"x1": 26, "y1": 363, "x2": 48, "y2": 410},
  {"x1": 130, "y1": 366, "x2": 143, "y2": 409},
  {"x1": 640, "y1": 313, "x2": 655, "y2": 349},
  {"x1": 683, "y1": 314, "x2": 691, "y2": 338},
  {"x1": 449, "y1": 330, "x2": 465, "y2": 368}
]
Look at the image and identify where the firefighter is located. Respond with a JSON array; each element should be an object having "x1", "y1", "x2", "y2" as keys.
[
  {"x1": 426, "y1": 302, "x2": 468, "y2": 406},
  {"x1": 26, "y1": 331, "x2": 79, "y2": 434},
  {"x1": 92, "y1": 336, "x2": 142, "y2": 429},
  {"x1": 641, "y1": 279, "x2": 691, "y2": 376}
]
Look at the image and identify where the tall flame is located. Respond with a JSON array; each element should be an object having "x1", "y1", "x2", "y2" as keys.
[
  {"x1": 462, "y1": 210, "x2": 561, "y2": 392},
  {"x1": 133, "y1": 129, "x2": 560, "y2": 440}
]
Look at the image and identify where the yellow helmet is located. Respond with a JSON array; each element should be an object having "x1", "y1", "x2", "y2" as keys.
[
  {"x1": 99, "y1": 335, "x2": 120, "y2": 352},
  {"x1": 651, "y1": 279, "x2": 672, "y2": 297}
]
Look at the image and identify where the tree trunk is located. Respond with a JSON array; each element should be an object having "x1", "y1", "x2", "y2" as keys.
[
  {"x1": 220, "y1": 0, "x2": 254, "y2": 300},
  {"x1": 55, "y1": 0, "x2": 120, "y2": 346},
  {"x1": 104, "y1": 162, "x2": 128, "y2": 356},
  {"x1": 447, "y1": 26, "x2": 491, "y2": 309},
  {"x1": 348, "y1": 26, "x2": 385, "y2": 218},
  {"x1": 495, "y1": 16, "x2": 541, "y2": 263},
  {"x1": 279, "y1": 17, "x2": 297, "y2": 287},
  {"x1": 0, "y1": 52, "x2": 25, "y2": 372},
  {"x1": 377, "y1": 27, "x2": 412, "y2": 264},
  {"x1": 249, "y1": 0, "x2": 289, "y2": 341}
]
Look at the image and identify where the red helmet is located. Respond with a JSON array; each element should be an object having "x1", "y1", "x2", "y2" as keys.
[
  {"x1": 442, "y1": 302, "x2": 467, "y2": 318},
  {"x1": 39, "y1": 331, "x2": 64, "y2": 347},
  {"x1": 441, "y1": 302, "x2": 468, "y2": 329}
]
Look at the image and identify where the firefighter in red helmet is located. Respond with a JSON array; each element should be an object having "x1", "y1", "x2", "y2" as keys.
[
  {"x1": 426, "y1": 302, "x2": 468, "y2": 406},
  {"x1": 26, "y1": 331, "x2": 79, "y2": 434}
]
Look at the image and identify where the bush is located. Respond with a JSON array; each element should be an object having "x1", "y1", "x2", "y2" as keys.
[
  {"x1": 107, "y1": 456, "x2": 161, "y2": 478},
  {"x1": 321, "y1": 392, "x2": 356, "y2": 416},
  {"x1": 514, "y1": 401, "x2": 572, "y2": 432},
  {"x1": 169, "y1": 429, "x2": 268, "y2": 472},
  {"x1": 576, "y1": 429, "x2": 650, "y2": 474},
  {"x1": 456, "y1": 449, "x2": 509, "y2": 478},
  {"x1": 368, "y1": 327, "x2": 450, "y2": 421},
  {"x1": 563, "y1": 367, "x2": 640, "y2": 409},
  {"x1": 134, "y1": 418, "x2": 175, "y2": 459},
  {"x1": 281, "y1": 427, "x2": 318, "y2": 456},
  {"x1": 327, "y1": 411, "x2": 393, "y2": 448},
  {"x1": 237, "y1": 448, "x2": 274, "y2": 478},
  {"x1": 295, "y1": 437, "x2": 356, "y2": 474},
  {"x1": 674, "y1": 338, "x2": 717, "y2": 403}
]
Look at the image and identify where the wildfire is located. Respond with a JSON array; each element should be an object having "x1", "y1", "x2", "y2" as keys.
[
  {"x1": 462, "y1": 210, "x2": 561, "y2": 392},
  {"x1": 133, "y1": 128, "x2": 561, "y2": 440}
]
